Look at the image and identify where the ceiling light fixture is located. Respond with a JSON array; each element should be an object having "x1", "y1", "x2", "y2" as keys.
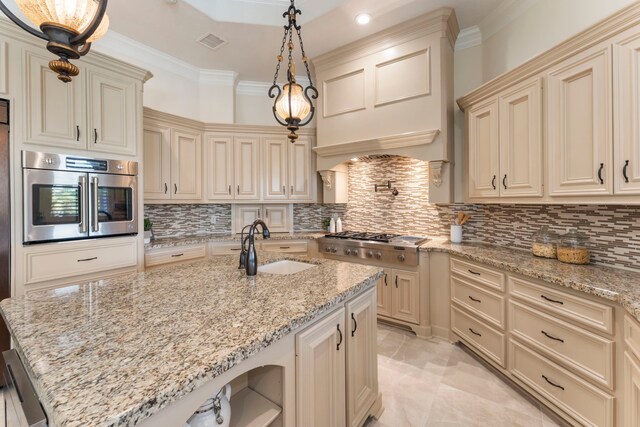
[
  {"x1": 269, "y1": 0, "x2": 317, "y2": 143},
  {"x1": 0, "y1": 0, "x2": 110, "y2": 83},
  {"x1": 355, "y1": 13, "x2": 371, "y2": 25}
]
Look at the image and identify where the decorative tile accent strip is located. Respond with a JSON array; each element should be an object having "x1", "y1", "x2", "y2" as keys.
[{"x1": 144, "y1": 204, "x2": 232, "y2": 238}]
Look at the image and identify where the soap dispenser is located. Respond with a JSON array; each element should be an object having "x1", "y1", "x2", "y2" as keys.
[
  {"x1": 336, "y1": 217, "x2": 343, "y2": 233},
  {"x1": 329, "y1": 218, "x2": 336, "y2": 233}
]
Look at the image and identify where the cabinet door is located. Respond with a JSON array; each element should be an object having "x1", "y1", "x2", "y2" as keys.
[
  {"x1": 499, "y1": 79, "x2": 543, "y2": 197},
  {"x1": 205, "y1": 134, "x2": 234, "y2": 200},
  {"x1": 614, "y1": 32, "x2": 640, "y2": 195},
  {"x1": 24, "y1": 50, "x2": 86, "y2": 149},
  {"x1": 235, "y1": 205, "x2": 262, "y2": 233},
  {"x1": 468, "y1": 98, "x2": 500, "y2": 198},
  {"x1": 391, "y1": 269, "x2": 420, "y2": 325},
  {"x1": 264, "y1": 205, "x2": 290, "y2": 233},
  {"x1": 143, "y1": 123, "x2": 171, "y2": 200},
  {"x1": 234, "y1": 136, "x2": 260, "y2": 200},
  {"x1": 263, "y1": 137, "x2": 288, "y2": 200},
  {"x1": 376, "y1": 269, "x2": 392, "y2": 318},
  {"x1": 296, "y1": 307, "x2": 346, "y2": 427},
  {"x1": 289, "y1": 136, "x2": 313, "y2": 200},
  {"x1": 547, "y1": 46, "x2": 613, "y2": 196},
  {"x1": 625, "y1": 352, "x2": 640, "y2": 427},
  {"x1": 87, "y1": 68, "x2": 137, "y2": 155},
  {"x1": 171, "y1": 129, "x2": 202, "y2": 200},
  {"x1": 346, "y1": 288, "x2": 378, "y2": 427}
]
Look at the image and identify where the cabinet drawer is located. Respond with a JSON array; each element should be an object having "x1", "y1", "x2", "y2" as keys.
[
  {"x1": 450, "y1": 257, "x2": 505, "y2": 291},
  {"x1": 510, "y1": 340, "x2": 614, "y2": 427},
  {"x1": 509, "y1": 276, "x2": 614, "y2": 334},
  {"x1": 510, "y1": 301, "x2": 614, "y2": 390},
  {"x1": 209, "y1": 242, "x2": 243, "y2": 255},
  {"x1": 624, "y1": 315, "x2": 640, "y2": 361},
  {"x1": 451, "y1": 306, "x2": 506, "y2": 368},
  {"x1": 451, "y1": 276, "x2": 505, "y2": 330},
  {"x1": 261, "y1": 241, "x2": 308, "y2": 254},
  {"x1": 25, "y1": 238, "x2": 137, "y2": 284},
  {"x1": 145, "y1": 244, "x2": 206, "y2": 267}
]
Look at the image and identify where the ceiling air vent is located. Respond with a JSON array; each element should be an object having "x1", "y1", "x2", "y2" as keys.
[{"x1": 198, "y1": 33, "x2": 227, "y2": 51}]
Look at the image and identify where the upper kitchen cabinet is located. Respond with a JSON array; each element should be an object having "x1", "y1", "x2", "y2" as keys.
[
  {"x1": 263, "y1": 135, "x2": 313, "y2": 201},
  {"x1": 547, "y1": 46, "x2": 613, "y2": 197},
  {"x1": 21, "y1": 44, "x2": 148, "y2": 156},
  {"x1": 457, "y1": 4, "x2": 640, "y2": 204},
  {"x1": 467, "y1": 98, "x2": 499, "y2": 199},
  {"x1": 143, "y1": 123, "x2": 171, "y2": 200},
  {"x1": 205, "y1": 133, "x2": 260, "y2": 201},
  {"x1": 613, "y1": 28, "x2": 640, "y2": 195},
  {"x1": 171, "y1": 128, "x2": 202, "y2": 200},
  {"x1": 313, "y1": 8, "x2": 458, "y2": 203}
]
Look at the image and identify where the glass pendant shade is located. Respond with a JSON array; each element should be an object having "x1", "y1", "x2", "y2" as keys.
[
  {"x1": 275, "y1": 82, "x2": 311, "y2": 122},
  {"x1": 16, "y1": 0, "x2": 108, "y2": 39}
]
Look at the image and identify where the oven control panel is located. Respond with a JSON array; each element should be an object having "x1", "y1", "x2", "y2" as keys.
[{"x1": 318, "y1": 241, "x2": 418, "y2": 266}]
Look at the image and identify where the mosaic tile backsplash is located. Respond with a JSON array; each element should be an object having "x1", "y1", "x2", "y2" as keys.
[{"x1": 145, "y1": 156, "x2": 640, "y2": 271}]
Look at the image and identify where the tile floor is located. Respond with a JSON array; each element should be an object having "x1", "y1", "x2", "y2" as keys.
[{"x1": 366, "y1": 323, "x2": 564, "y2": 427}]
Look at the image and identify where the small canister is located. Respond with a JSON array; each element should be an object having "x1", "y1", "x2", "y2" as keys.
[
  {"x1": 557, "y1": 229, "x2": 591, "y2": 265},
  {"x1": 531, "y1": 226, "x2": 558, "y2": 259}
]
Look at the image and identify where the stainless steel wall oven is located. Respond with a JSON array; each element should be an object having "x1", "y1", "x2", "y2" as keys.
[{"x1": 22, "y1": 151, "x2": 138, "y2": 244}]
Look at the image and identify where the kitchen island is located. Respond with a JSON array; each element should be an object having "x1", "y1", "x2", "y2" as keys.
[{"x1": 0, "y1": 252, "x2": 383, "y2": 427}]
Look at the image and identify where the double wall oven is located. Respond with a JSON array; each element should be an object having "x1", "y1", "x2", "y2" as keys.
[{"x1": 23, "y1": 151, "x2": 138, "y2": 244}]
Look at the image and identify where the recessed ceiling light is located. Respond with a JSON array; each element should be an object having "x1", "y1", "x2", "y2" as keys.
[{"x1": 355, "y1": 13, "x2": 372, "y2": 25}]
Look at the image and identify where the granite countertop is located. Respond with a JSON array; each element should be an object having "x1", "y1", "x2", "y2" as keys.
[
  {"x1": 145, "y1": 232, "x2": 326, "y2": 250},
  {"x1": 0, "y1": 253, "x2": 382, "y2": 427},
  {"x1": 420, "y1": 239, "x2": 640, "y2": 322}
]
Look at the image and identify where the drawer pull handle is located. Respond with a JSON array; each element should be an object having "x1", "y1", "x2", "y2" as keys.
[
  {"x1": 598, "y1": 163, "x2": 604, "y2": 185},
  {"x1": 230, "y1": 248, "x2": 241, "y2": 251},
  {"x1": 491, "y1": 175, "x2": 496, "y2": 190},
  {"x1": 468, "y1": 269, "x2": 481, "y2": 276},
  {"x1": 468, "y1": 295, "x2": 481, "y2": 303},
  {"x1": 77, "y1": 257, "x2": 98, "y2": 262},
  {"x1": 384, "y1": 273, "x2": 388, "y2": 287},
  {"x1": 279, "y1": 246, "x2": 291, "y2": 249},
  {"x1": 171, "y1": 253, "x2": 184, "y2": 258},
  {"x1": 336, "y1": 324, "x2": 343, "y2": 351},
  {"x1": 540, "y1": 294, "x2": 564, "y2": 305},
  {"x1": 623, "y1": 160, "x2": 630, "y2": 183},
  {"x1": 468, "y1": 328, "x2": 482, "y2": 337},
  {"x1": 351, "y1": 313, "x2": 358, "y2": 337},
  {"x1": 541, "y1": 331, "x2": 564, "y2": 343},
  {"x1": 542, "y1": 375, "x2": 565, "y2": 391}
]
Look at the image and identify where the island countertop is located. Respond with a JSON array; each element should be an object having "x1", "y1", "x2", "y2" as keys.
[{"x1": 0, "y1": 253, "x2": 383, "y2": 427}]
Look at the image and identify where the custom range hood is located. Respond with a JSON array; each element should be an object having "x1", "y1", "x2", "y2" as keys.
[{"x1": 311, "y1": 8, "x2": 459, "y2": 204}]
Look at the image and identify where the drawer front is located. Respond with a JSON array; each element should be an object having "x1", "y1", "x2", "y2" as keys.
[
  {"x1": 451, "y1": 306, "x2": 506, "y2": 367},
  {"x1": 510, "y1": 340, "x2": 614, "y2": 427},
  {"x1": 261, "y1": 241, "x2": 308, "y2": 254},
  {"x1": 451, "y1": 276, "x2": 505, "y2": 330},
  {"x1": 145, "y1": 245, "x2": 206, "y2": 267},
  {"x1": 25, "y1": 238, "x2": 137, "y2": 284},
  {"x1": 209, "y1": 242, "x2": 243, "y2": 255},
  {"x1": 509, "y1": 276, "x2": 614, "y2": 334},
  {"x1": 450, "y1": 257, "x2": 505, "y2": 291},
  {"x1": 510, "y1": 301, "x2": 614, "y2": 390},
  {"x1": 625, "y1": 316, "x2": 640, "y2": 361}
]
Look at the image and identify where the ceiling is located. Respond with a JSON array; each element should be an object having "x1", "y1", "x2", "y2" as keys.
[{"x1": 2, "y1": 0, "x2": 504, "y2": 81}]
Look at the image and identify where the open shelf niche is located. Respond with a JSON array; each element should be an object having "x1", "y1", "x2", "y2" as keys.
[{"x1": 227, "y1": 365, "x2": 283, "y2": 427}]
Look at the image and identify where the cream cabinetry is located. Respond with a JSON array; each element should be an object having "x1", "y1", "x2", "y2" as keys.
[
  {"x1": 263, "y1": 136, "x2": 313, "y2": 201},
  {"x1": 613, "y1": 29, "x2": 640, "y2": 195},
  {"x1": 24, "y1": 49, "x2": 139, "y2": 155},
  {"x1": 234, "y1": 136, "x2": 261, "y2": 200},
  {"x1": 143, "y1": 118, "x2": 203, "y2": 202},
  {"x1": 547, "y1": 46, "x2": 613, "y2": 197},
  {"x1": 624, "y1": 316, "x2": 640, "y2": 427},
  {"x1": 204, "y1": 134, "x2": 260, "y2": 201},
  {"x1": 296, "y1": 287, "x2": 379, "y2": 427},
  {"x1": 233, "y1": 204, "x2": 291, "y2": 233},
  {"x1": 145, "y1": 244, "x2": 206, "y2": 268},
  {"x1": 376, "y1": 268, "x2": 420, "y2": 326},
  {"x1": 467, "y1": 79, "x2": 542, "y2": 199}
]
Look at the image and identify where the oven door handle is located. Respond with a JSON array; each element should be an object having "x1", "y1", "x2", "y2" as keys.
[
  {"x1": 79, "y1": 175, "x2": 88, "y2": 234},
  {"x1": 91, "y1": 177, "x2": 99, "y2": 232}
]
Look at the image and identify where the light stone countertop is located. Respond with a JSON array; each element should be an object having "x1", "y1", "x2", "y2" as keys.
[
  {"x1": 420, "y1": 239, "x2": 640, "y2": 323},
  {"x1": 145, "y1": 232, "x2": 326, "y2": 250},
  {"x1": 0, "y1": 253, "x2": 383, "y2": 427}
]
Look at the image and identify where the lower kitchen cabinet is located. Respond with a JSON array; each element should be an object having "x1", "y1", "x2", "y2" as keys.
[
  {"x1": 145, "y1": 244, "x2": 207, "y2": 268},
  {"x1": 376, "y1": 269, "x2": 392, "y2": 317},
  {"x1": 390, "y1": 269, "x2": 420, "y2": 324},
  {"x1": 296, "y1": 287, "x2": 379, "y2": 427},
  {"x1": 624, "y1": 352, "x2": 640, "y2": 427}
]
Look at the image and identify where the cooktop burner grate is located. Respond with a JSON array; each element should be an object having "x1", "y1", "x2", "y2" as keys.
[{"x1": 324, "y1": 231, "x2": 402, "y2": 243}]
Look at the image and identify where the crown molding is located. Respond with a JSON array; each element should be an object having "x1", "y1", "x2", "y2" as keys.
[
  {"x1": 313, "y1": 129, "x2": 440, "y2": 157},
  {"x1": 199, "y1": 70, "x2": 239, "y2": 86},
  {"x1": 313, "y1": 8, "x2": 459, "y2": 73},
  {"x1": 457, "y1": 1, "x2": 640, "y2": 110},
  {"x1": 455, "y1": 26, "x2": 482, "y2": 51},
  {"x1": 236, "y1": 81, "x2": 271, "y2": 96}
]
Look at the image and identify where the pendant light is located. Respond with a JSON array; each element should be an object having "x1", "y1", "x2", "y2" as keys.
[
  {"x1": 0, "y1": 0, "x2": 110, "y2": 82},
  {"x1": 268, "y1": 0, "x2": 317, "y2": 142}
]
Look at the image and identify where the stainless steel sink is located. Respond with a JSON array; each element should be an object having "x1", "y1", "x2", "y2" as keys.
[{"x1": 258, "y1": 260, "x2": 316, "y2": 275}]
